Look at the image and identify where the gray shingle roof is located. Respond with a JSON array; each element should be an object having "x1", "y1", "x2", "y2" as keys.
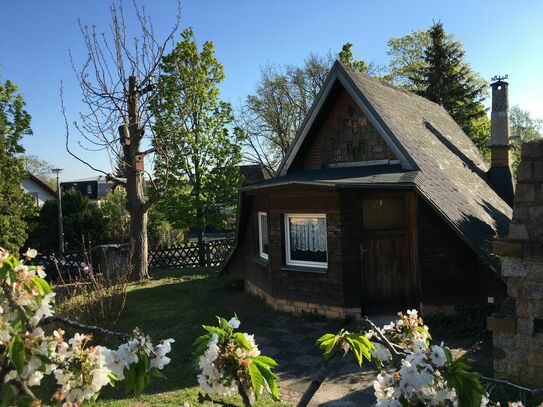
[
  {"x1": 339, "y1": 64, "x2": 512, "y2": 249},
  {"x1": 267, "y1": 62, "x2": 512, "y2": 253}
]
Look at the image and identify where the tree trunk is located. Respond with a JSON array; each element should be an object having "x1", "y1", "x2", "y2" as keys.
[
  {"x1": 124, "y1": 75, "x2": 150, "y2": 280},
  {"x1": 129, "y1": 203, "x2": 149, "y2": 280}
]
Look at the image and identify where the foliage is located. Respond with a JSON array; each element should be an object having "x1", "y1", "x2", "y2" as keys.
[
  {"x1": 30, "y1": 188, "x2": 105, "y2": 251},
  {"x1": 316, "y1": 328, "x2": 374, "y2": 366},
  {"x1": 412, "y1": 22, "x2": 489, "y2": 152},
  {"x1": 316, "y1": 310, "x2": 489, "y2": 407},
  {"x1": 22, "y1": 154, "x2": 57, "y2": 189},
  {"x1": 147, "y1": 207, "x2": 185, "y2": 250},
  {"x1": 0, "y1": 248, "x2": 173, "y2": 405},
  {"x1": 194, "y1": 316, "x2": 279, "y2": 405},
  {"x1": 0, "y1": 79, "x2": 37, "y2": 253},
  {"x1": 509, "y1": 105, "x2": 542, "y2": 173},
  {"x1": 424, "y1": 306, "x2": 494, "y2": 341},
  {"x1": 385, "y1": 29, "x2": 431, "y2": 90},
  {"x1": 338, "y1": 43, "x2": 368, "y2": 73},
  {"x1": 153, "y1": 28, "x2": 244, "y2": 244},
  {"x1": 100, "y1": 188, "x2": 131, "y2": 243}
]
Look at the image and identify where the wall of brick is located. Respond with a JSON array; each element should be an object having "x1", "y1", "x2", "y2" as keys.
[{"x1": 488, "y1": 139, "x2": 543, "y2": 388}]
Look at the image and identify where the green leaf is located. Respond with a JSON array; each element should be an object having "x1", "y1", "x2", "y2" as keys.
[
  {"x1": 0, "y1": 384, "x2": 18, "y2": 407},
  {"x1": 253, "y1": 355, "x2": 278, "y2": 368},
  {"x1": 253, "y1": 361, "x2": 279, "y2": 400},
  {"x1": 202, "y1": 325, "x2": 226, "y2": 337},
  {"x1": 316, "y1": 333, "x2": 335, "y2": 345},
  {"x1": 344, "y1": 337, "x2": 362, "y2": 365},
  {"x1": 248, "y1": 360, "x2": 263, "y2": 400},
  {"x1": 233, "y1": 332, "x2": 252, "y2": 350},
  {"x1": 8, "y1": 335, "x2": 26, "y2": 375},
  {"x1": 31, "y1": 276, "x2": 52, "y2": 295}
]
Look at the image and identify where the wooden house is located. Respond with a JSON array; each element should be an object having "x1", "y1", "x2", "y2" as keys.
[{"x1": 222, "y1": 62, "x2": 513, "y2": 318}]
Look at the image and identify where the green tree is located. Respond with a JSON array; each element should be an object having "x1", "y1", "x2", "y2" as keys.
[
  {"x1": 152, "y1": 28, "x2": 244, "y2": 252},
  {"x1": 0, "y1": 79, "x2": 37, "y2": 252},
  {"x1": 510, "y1": 105, "x2": 542, "y2": 173},
  {"x1": 385, "y1": 29, "x2": 431, "y2": 90},
  {"x1": 338, "y1": 42, "x2": 368, "y2": 73},
  {"x1": 99, "y1": 187, "x2": 130, "y2": 243},
  {"x1": 23, "y1": 154, "x2": 57, "y2": 189},
  {"x1": 412, "y1": 23, "x2": 488, "y2": 151},
  {"x1": 31, "y1": 189, "x2": 104, "y2": 251}
]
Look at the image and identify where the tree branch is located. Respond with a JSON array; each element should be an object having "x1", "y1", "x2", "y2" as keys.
[{"x1": 40, "y1": 315, "x2": 129, "y2": 341}]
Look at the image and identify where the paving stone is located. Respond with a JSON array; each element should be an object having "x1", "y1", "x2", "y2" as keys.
[{"x1": 292, "y1": 354, "x2": 325, "y2": 367}]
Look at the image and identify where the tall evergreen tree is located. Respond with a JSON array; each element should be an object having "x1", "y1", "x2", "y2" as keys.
[
  {"x1": 412, "y1": 23, "x2": 488, "y2": 150},
  {"x1": 0, "y1": 79, "x2": 37, "y2": 252}
]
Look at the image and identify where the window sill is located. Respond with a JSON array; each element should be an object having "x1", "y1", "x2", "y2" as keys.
[
  {"x1": 281, "y1": 264, "x2": 328, "y2": 274},
  {"x1": 253, "y1": 256, "x2": 268, "y2": 268}
]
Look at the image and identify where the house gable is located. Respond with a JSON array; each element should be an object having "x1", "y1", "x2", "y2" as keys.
[
  {"x1": 290, "y1": 83, "x2": 399, "y2": 171},
  {"x1": 278, "y1": 62, "x2": 416, "y2": 176}
]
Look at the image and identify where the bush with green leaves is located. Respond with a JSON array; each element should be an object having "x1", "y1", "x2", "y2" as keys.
[{"x1": 194, "y1": 316, "x2": 279, "y2": 406}]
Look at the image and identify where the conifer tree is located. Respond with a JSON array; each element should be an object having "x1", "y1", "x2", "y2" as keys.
[{"x1": 413, "y1": 23, "x2": 488, "y2": 150}]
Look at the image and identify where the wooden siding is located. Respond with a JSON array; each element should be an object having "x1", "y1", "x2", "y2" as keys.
[
  {"x1": 417, "y1": 198, "x2": 505, "y2": 305},
  {"x1": 226, "y1": 185, "x2": 505, "y2": 313},
  {"x1": 290, "y1": 83, "x2": 397, "y2": 170}
]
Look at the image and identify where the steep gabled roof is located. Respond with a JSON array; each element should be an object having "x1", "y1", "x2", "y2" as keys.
[
  {"x1": 25, "y1": 172, "x2": 57, "y2": 197},
  {"x1": 276, "y1": 61, "x2": 512, "y2": 252}
]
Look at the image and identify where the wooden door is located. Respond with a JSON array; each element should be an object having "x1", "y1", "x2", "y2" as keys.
[
  {"x1": 360, "y1": 193, "x2": 416, "y2": 313},
  {"x1": 362, "y1": 233, "x2": 412, "y2": 312}
]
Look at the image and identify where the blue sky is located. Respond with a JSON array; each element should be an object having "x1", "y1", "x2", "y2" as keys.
[{"x1": 1, "y1": 0, "x2": 542, "y2": 180}]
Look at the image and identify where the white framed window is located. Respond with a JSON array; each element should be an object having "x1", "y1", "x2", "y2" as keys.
[
  {"x1": 284, "y1": 213, "x2": 327, "y2": 268},
  {"x1": 258, "y1": 212, "x2": 269, "y2": 259}
]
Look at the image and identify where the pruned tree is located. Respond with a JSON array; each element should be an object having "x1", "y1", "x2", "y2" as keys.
[{"x1": 63, "y1": 1, "x2": 180, "y2": 279}]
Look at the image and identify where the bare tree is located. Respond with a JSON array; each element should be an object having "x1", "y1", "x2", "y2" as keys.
[
  {"x1": 237, "y1": 54, "x2": 332, "y2": 175},
  {"x1": 62, "y1": 1, "x2": 180, "y2": 279}
]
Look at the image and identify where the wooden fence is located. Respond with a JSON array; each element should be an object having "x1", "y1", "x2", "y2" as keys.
[{"x1": 148, "y1": 240, "x2": 234, "y2": 269}]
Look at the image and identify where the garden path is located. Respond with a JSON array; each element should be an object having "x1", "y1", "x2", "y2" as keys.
[{"x1": 249, "y1": 315, "x2": 379, "y2": 407}]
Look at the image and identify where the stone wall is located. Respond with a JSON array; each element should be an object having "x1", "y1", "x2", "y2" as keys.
[{"x1": 488, "y1": 139, "x2": 543, "y2": 388}]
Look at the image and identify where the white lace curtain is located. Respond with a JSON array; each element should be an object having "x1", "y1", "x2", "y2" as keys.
[{"x1": 289, "y1": 217, "x2": 326, "y2": 252}]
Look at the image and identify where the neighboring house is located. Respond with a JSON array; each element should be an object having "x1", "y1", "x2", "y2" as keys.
[
  {"x1": 222, "y1": 61, "x2": 514, "y2": 318},
  {"x1": 61, "y1": 176, "x2": 121, "y2": 203},
  {"x1": 22, "y1": 172, "x2": 57, "y2": 207},
  {"x1": 239, "y1": 164, "x2": 271, "y2": 186}
]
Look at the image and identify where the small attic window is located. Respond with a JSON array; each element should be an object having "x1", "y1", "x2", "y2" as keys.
[{"x1": 497, "y1": 85, "x2": 502, "y2": 90}]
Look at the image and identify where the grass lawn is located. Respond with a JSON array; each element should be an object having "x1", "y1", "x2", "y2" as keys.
[{"x1": 79, "y1": 268, "x2": 289, "y2": 407}]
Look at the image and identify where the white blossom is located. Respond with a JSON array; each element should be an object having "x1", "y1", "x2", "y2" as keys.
[{"x1": 228, "y1": 317, "x2": 241, "y2": 329}]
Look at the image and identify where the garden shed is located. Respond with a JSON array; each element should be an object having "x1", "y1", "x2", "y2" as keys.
[{"x1": 222, "y1": 61, "x2": 513, "y2": 318}]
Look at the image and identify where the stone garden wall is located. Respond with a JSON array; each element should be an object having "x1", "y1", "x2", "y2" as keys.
[{"x1": 488, "y1": 139, "x2": 543, "y2": 388}]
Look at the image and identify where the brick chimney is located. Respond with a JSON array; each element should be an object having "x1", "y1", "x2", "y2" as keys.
[{"x1": 487, "y1": 75, "x2": 515, "y2": 207}]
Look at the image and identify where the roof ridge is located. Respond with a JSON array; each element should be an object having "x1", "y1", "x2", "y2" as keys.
[{"x1": 337, "y1": 61, "x2": 453, "y2": 113}]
